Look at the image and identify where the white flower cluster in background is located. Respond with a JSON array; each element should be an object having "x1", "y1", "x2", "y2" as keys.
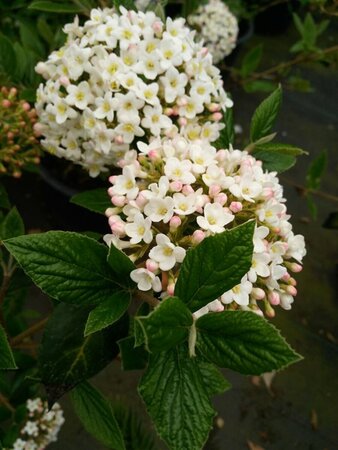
[
  {"x1": 35, "y1": 7, "x2": 232, "y2": 177},
  {"x1": 104, "y1": 136, "x2": 306, "y2": 318},
  {"x1": 11, "y1": 398, "x2": 64, "y2": 450},
  {"x1": 188, "y1": 0, "x2": 239, "y2": 64}
]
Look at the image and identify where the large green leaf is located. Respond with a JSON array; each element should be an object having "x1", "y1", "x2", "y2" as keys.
[
  {"x1": 0, "y1": 207, "x2": 25, "y2": 241},
  {"x1": 136, "y1": 297, "x2": 193, "y2": 352},
  {"x1": 250, "y1": 86, "x2": 282, "y2": 142},
  {"x1": 196, "y1": 311, "x2": 302, "y2": 375},
  {"x1": 71, "y1": 382, "x2": 125, "y2": 450},
  {"x1": 0, "y1": 324, "x2": 17, "y2": 370},
  {"x1": 306, "y1": 150, "x2": 327, "y2": 191},
  {"x1": 0, "y1": 184, "x2": 10, "y2": 210},
  {"x1": 84, "y1": 291, "x2": 131, "y2": 336},
  {"x1": 4, "y1": 232, "x2": 124, "y2": 307},
  {"x1": 252, "y1": 142, "x2": 306, "y2": 173},
  {"x1": 0, "y1": 34, "x2": 16, "y2": 76},
  {"x1": 107, "y1": 245, "x2": 136, "y2": 289},
  {"x1": 175, "y1": 221, "x2": 255, "y2": 312},
  {"x1": 39, "y1": 303, "x2": 127, "y2": 403},
  {"x1": 28, "y1": 1, "x2": 85, "y2": 13},
  {"x1": 240, "y1": 44, "x2": 263, "y2": 77},
  {"x1": 71, "y1": 188, "x2": 111, "y2": 215},
  {"x1": 139, "y1": 344, "x2": 229, "y2": 450}
]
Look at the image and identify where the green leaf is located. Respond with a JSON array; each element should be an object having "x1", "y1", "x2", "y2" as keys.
[
  {"x1": 39, "y1": 303, "x2": 127, "y2": 403},
  {"x1": 252, "y1": 142, "x2": 307, "y2": 173},
  {"x1": 306, "y1": 195, "x2": 317, "y2": 220},
  {"x1": 175, "y1": 221, "x2": 255, "y2": 312},
  {"x1": 0, "y1": 324, "x2": 17, "y2": 370},
  {"x1": 182, "y1": 0, "x2": 201, "y2": 17},
  {"x1": 252, "y1": 150, "x2": 296, "y2": 173},
  {"x1": 292, "y1": 13, "x2": 304, "y2": 36},
  {"x1": 250, "y1": 86, "x2": 282, "y2": 143},
  {"x1": 70, "y1": 188, "x2": 111, "y2": 215},
  {"x1": 240, "y1": 44, "x2": 263, "y2": 77},
  {"x1": 37, "y1": 17, "x2": 54, "y2": 46},
  {"x1": 13, "y1": 43, "x2": 28, "y2": 82},
  {"x1": 243, "y1": 80, "x2": 277, "y2": 93},
  {"x1": 28, "y1": 1, "x2": 85, "y2": 13},
  {"x1": 198, "y1": 360, "x2": 231, "y2": 396},
  {"x1": 306, "y1": 150, "x2": 327, "y2": 191},
  {"x1": 84, "y1": 291, "x2": 131, "y2": 336},
  {"x1": 19, "y1": 22, "x2": 45, "y2": 57},
  {"x1": 0, "y1": 34, "x2": 16, "y2": 76},
  {"x1": 0, "y1": 207, "x2": 25, "y2": 241},
  {"x1": 0, "y1": 184, "x2": 10, "y2": 210},
  {"x1": 139, "y1": 344, "x2": 228, "y2": 450},
  {"x1": 107, "y1": 245, "x2": 136, "y2": 289},
  {"x1": 136, "y1": 297, "x2": 193, "y2": 352},
  {"x1": 4, "y1": 232, "x2": 124, "y2": 307},
  {"x1": 196, "y1": 311, "x2": 302, "y2": 375},
  {"x1": 113, "y1": 0, "x2": 137, "y2": 11},
  {"x1": 113, "y1": 402, "x2": 157, "y2": 450},
  {"x1": 216, "y1": 107, "x2": 234, "y2": 149},
  {"x1": 71, "y1": 381, "x2": 125, "y2": 450},
  {"x1": 118, "y1": 336, "x2": 148, "y2": 370}
]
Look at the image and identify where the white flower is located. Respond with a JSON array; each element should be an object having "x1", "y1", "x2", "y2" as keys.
[
  {"x1": 253, "y1": 225, "x2": 269, "y2": 252},
  {"x1": 110, "y1": 166, "x2": 139, "y2": 199},
  {"x1": 94, "y1": 92, "x2": 117, "y2": 121},
  {"x1": 66, "y1": 81, "x2": 94, "y2": 109},
  {"x1": 173, "y1": 192, "x2": 198, "y2": 215},
  {"x1": 197, "y1": 202, "x2": 234, "y2": 233},
  {"x1": 164, "y1": 157, "x2": 196, "y2": 184},
  {"x1": 130, "y1": 268, "x2": 162, "y2": 291},
  {"x1": 144, "y1": 196, "x2": 174, "y2": 223},
  {"x1": 286, "y1": 234, "x2": 306, "y2": 262},
  {"x1": 141, "y1": 105, "x2": 172, "y2": 136},
  {"x1": 125, "y1": 213, "x2": 153, "y2": 244},
  {"x1": 221, "y1": 276, "x2": 253, "y2": 306},
  {"x1": 51, "y1": 99, "x2": 77, "y2": 124},
  {"x1": 248, "y1": 252, "x2": 271, "y2": 283},
  {"x1": 229, "y1": 176, "x2": 262, "y2": 202},
  {"x1": 160, "y1": 67, "x2": 188, "y2": 103},
  {"x1": 149, "y1": 234, "x2": 186, "y2": 271}
]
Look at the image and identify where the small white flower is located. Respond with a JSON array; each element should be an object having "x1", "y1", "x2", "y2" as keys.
[
  {"x1": 144, "y1": 196, "x2": 174, "y2": 223},
  {"x1": 125, "y1": 213, "x2": 153, "y2": 244},
  {"x1": 149, "y1": 234, "x2": 186, "y2": 271},
  {"x1": 130, "y1": 268, "x2": 162, "y2": 292},
  {"x1": 164, "y1": 157, "x2": 196, "y2": 184},
  {"x1": 197, "y1": 202, "x2": 234, "y2": 233},
  {"x1": 221, "y1": 276, "x2": 253, "y2": 306},
  {"x1": 141, "y1": 105, "x2": 172, "y2": 136},
  {"x1": 66, "y1": 81, "x2": 94, "y2": 109},
  {"x1": 248, "y1": 252, "x2": 271, "y2": 283},
  {"x1": 286, "y1": 234, "x2": 306, "y2": 262}
]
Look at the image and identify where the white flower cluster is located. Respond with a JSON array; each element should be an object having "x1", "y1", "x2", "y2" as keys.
[
  {"x1": 35, "y1": 7, "x2": 232, "y2": 177},
  {"x1": 104, "y1": 136, "x2": 306, "y2": 318},
  {"x1": 11, "y1": 398, "x2": 64, "y2": 450},
  {"x1": 188, "y1": 0, "x2": 239, "y2": 64}
]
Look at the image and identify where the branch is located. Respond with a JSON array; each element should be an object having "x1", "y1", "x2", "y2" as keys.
[
  {"x1": 133, "y1": 291, "x2": 160, "y2": 308},
  {"x1": 10, "y1": 317, "x2": 49, "y2": 346},
  {"x1": 281, "y1": 176, "x2": 338, "y2": 203},
  {"x1": 0, "y1": 393, "x2": 14, "y2": 413}
]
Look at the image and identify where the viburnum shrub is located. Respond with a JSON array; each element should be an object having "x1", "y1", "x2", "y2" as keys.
[
  {"x1": 34, "y1": 6, "x2": 232, "y2": 176},
  {"x1": 0, "y1": 87, "x2": 41, "y2": 178},
  {"x1": 2, "y1": 86, "x2": 307, "y2": 450},
  {"x1": 187, "y1": 0, "x2": 239, "y2": 63}
]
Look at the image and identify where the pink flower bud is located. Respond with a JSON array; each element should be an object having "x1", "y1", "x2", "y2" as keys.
[
  {"x1": 164, "y1": 107, "x2": 174, "y2": 116},
  {"x1": 263, "y1": 187, "x2": 274, "y2": 200},
  {"x1": 265, "y1": 303, "x2": 276, "y2": 318},
  {"x1": 148, "y1": 149, "x2": 160, "y2": 160},
  {"x1": 33, "y1": 122, "x2": 43, "y2": 137},
  {"x1": 111, "y1": 195, "x2": 126, "y2": 207},
  {"x1": 146, "y1": 259, "x2": 159, "y2": 272},
  {"x1": 177, "y1": 97, "x2": 188, "y2": 107},
  {"x1": 59, "y1": 76, "x2": 70, "y2": 86},
  {"x1": 182, "y1": 185, "x2": 194, "y2": 195},
  {"x1": 135, "y1": 193, "x2": 147, "y2": 208},
  {"x1": 289, "y1": 277, "x2": 297, "y2": 286},
  {"x1": 268, "y1": 291, "x2": 280, "y2": 306},
  {"x1": 167, "y1": 283, "x2": 175, "y2": 296},
  {"x1": 108, "y1": 175, "x2": 117, "y2": 184},
  {"x1": 251, "y1": 288, "x2": 265, "y2": 300},
  {"x1": 212, "y1": 112, "x2": 222, "y2": 122},
  {"x1": 23, "y1": 102, "x2": 31, "y2": 111},
  {"x1": 170, "y1": 181, "x2": 182, "y2": 192},
  {"x1": 209, "y1": 185, "x2": 221, "y2": 197},
  {"x1": 7, "y1": 132, "x2": 14, "y2": 140},
  {"x1": 192, "y1": 230, "x2": 205, "y2": 244},
  {"x1": 2, "y1": 99, "x2": 11, "y2": 108},
  {"x1": 289, "y1": 263, "x2": 303, "y2": 273},
  {"x1": 178, "y1": 117, "x2": 187, "y2": 127},
  {"x1": 105, "y1": 207, "x2": 115, "y2": 217},
  {"x1": 214, "y1": 193, "x2": 228, "y2": 206},
  {"x1": 281, "y1": 272, "x2": 291, "y2": 282},
  {"x1": 9, "y1": 87, "x2": 17, "y2": 97},
  {"x1": 286, "y1": 285, "x2": 297, "y2": 296},
  {"x1": 152, "y1": 21, "x2": 163, "y2": 34},
  {"x1": 115, "y1": 135, "x2": 124, "y2": 145},
  {"x1": 110, "y1": 221, "x2": 125, "y2": 237},
  {"x1": 172, "y1": 106, "x2": 179, "y2": 116},
  {"x1": 208, "y1": 103, "x2": 221, "y2": 113},
  {"x1": 215, "y1": 149, "x2": 226, "y2": 162},
  {"x1": 208, "y1": 300, "x2": 224, "y2": 312},
  {"x1": 229, "y1": 201, "x2": 242, "y2": 213},
  {"x1": 201, "y1": 47, "x2": 209, "y2": 56},
  {"x1": 169, "y1": 216, "x2": 181, "y2": 230}
]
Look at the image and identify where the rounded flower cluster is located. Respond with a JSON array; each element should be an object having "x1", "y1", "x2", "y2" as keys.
[
  {"x1": 0, "y1": 87, "x2": 41, "y2": 177},
  {"x1": 35, "y1": 7, "x2": 232, "y2": 177},
  {"x1": 11, "y1": 398, "x2": 64, "y2": 450},
  {"x1": 104, "y1": 136, "x2": 306, "y2": 318},
  {"x1": 188, "y1": 0, "x2": 239, "y2": 63}
]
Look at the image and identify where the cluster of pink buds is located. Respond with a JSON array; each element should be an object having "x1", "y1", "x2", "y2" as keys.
[{"x1": 0, "y1": 87, "x2": 41, "y2": 178}]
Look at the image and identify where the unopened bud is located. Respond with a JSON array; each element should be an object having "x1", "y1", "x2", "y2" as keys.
[
  {"x1": 229, "y1": 201, "x2": 242, "y2": 213},
  {"x1": 212, "y1": 112, "x2": 222, "y2": 122},
  {"x1": 214, "y1": 193, "x2": 228, "y2": 206},
  {"x1": 146, "y1": 259, "x2": 159, "y2": 272},
  {"x1": 170, "y1": 181, "x2": 182, "y2": 192},
  {"x1": 209, "y1": 185, "x2": 221, "y2": 197},
  {"x1": 169, "y1": 216, "x2": 181, "y2": 230},
  {"x1": 192, "y1": 230, "x2": 205, "y2": 244},
  {"x1": 111, "y1": 195, "x2": 126, "y2": 207},
  {"x1": 251, "y1": 288, "x2": 265, "y2": 300},
  {"x1": 268, "y1": 291, "x2": 280, "y2": 306}
]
